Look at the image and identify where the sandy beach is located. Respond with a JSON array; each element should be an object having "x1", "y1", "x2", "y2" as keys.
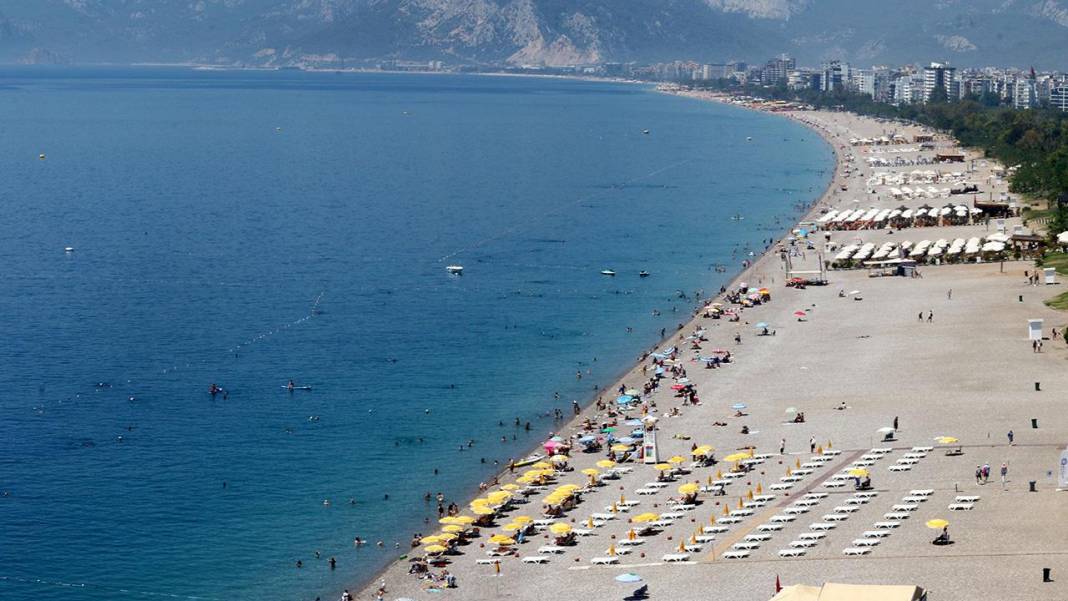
[{"x1": 357, "y1": 92, "x2": 1068, "y2": 601}]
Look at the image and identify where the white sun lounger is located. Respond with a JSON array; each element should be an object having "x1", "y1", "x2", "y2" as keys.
[
  {"x1": 911, "y1": 446, "x2": 934, "y2": 452},
  {"x1": 660, "y1": 512, "x2": 686, "y2": 519},
  {"x1": 717, "y1": 516, "x2": 743, "y2": 525},
  {"x1": 873, "y1": 521, "x2": 900, "y2": 529},
  {"x1": 476, "y1": 558, "x2": 501, "y2": 565},
  {"x1": 793, "y1": 469, "x2": 814, "y2": 476},
  {"x1": 823, "y1": 481, "x2": 845, "y2": 488},
  {"x1": 844, "y1": 497, "x2": 868, "y2": 505},
  {"x1": 892, "y1": 504, "x2": 919, "y2": 511},
  {"x1": 769, "y1": 483, "x2": 793, "y2": 491},
  {"x1": 729, "y1": 509, "x2": 754, "y2": 517},
  {"x1": 833, "y1": 505, "x2": 859, "y2": 513},
  {"x1": 798, "y1": 532, "x2": 826, "y2": 540},
  {"x1": 783, "y1": 507, "x2": 809, "y2": 515},
  {"x1": 704, "y1": 525, "x2": 730, "y2": 533},
  {"x1": 851, "y1": 460, "x2": 875, "y2": 467},
  {"x1": 883, "y1": 512, "x2": 910, "y2": 520},
  {"x1": 756, "y1": 523, "x2": 784, "y2": 532},
  {"x1": 901, "y1": 496, "x2": 926, "y2": 503},
  {"x1": 860, "y1": 454, "x2": 881, "y2": 461},
  {"x1": 803, "y1": 492, "x2": 828, "y2": 500},
  {"x1": 949, "y1": 503, "x2": 974, "y2": 510},
  {"x1": 887, "y1": 465, "x2": 911, "y2": 472},
  {"x1": 789, "y1": 540, "x2": 817, "y2": 548},
  {"x1": 909, "y1": 489, "x2": 934, "y2": 496},
  {"x1": 744, "y1": 533, "x2": 771, "y2": 542},
  {"x1": 770, "y1": 515, "x2": 796, "y2": 523},
  {"x1": 662, "y1": 553, "x2": 690, "y2": 562},
  {"x1": 695, "y1": 535, "x2": 716, "y2": 543},
  {"x1": 800, "y1": 462, "x2": 822, "y2": 469},
  {"x1": 617, "y1": 539, "x2": 645, "y2": 547},
  {"x1": 669, "y1": 504, "x2": 697, "y2": 512},
  {"x1": 863, "y1": 530, "x2": 890, "y2": 538},
  {"x1": 522, "y1": 556, "x2": 549, "y2": 564},
  {"x1": 780, "y1": 476, "x2": 803, "y2": 483},
  {"x1": 635, "y1": 488, "x2": 658, "y2": 495},
  {"x1": 823, "y1": 450, "x2": 843, "y2": 456},
  {"x1": 732, "y1": 541, "x2": 761, "y2": 550},
  {"x1": 852, "y1": 538, "x2": 880, "y2": 547},
  {"x1": 955, "y1": 495, "x2": 980, "y2": 503},
  {"x1": 573, "y1": 529, "x2": 593, "y2": 536},
  {"x1": 606, "y1": 505, "x2": 631, "y2": 512},
  {"x1": 651, "y1": 520, "x2": 675, "y2": 528},
  {"x1": 794, "y1": 499, "x2": 820, "y2": 507},
  {"x1": 590, "y1": 513, "x2": 615, "y2": 520},
  {"x1": 647, "y1": 482, "x2": 669, "y2": 488},
  {"x1": 619, "y1": 500, "x2": 641, "y2": 507},
  {"x1": 822, "y1": 513, "x2": 849, "y2": 522},
  {"x1": 533, "y1": 519, "x2": 555, "y2": 527},
  {"x1": 538, "y1": 546, "x2": 565, "y2": 554},
  {"x1": 591, "y1": 556, "x2": 619, "y2": 565},
  {"x1": 779, "y1": 548, "x2": 806, "y2": 557},
  {"x1": 843, "y1": 547, "x2": 871, "y2": 556},
  {"x1": 722, "y1": 550, "x2": 749, "y2": 559},
  {"x1": 854, "y1": 492, "x2": 878, "y2": 499},
  {"x1": 809, "y1": 522, "x2": 836, "y2": 531}
]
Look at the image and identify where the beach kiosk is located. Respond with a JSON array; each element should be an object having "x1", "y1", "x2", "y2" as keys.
[
  {"x1": 641, "y1": 416, "x2": 660, "y2": 464},
  {"x1": 1045, "y1": 267, "x2": 1056, "y2": 285},
  {"x1": 1029, "y1": 319, "x2": 1044, "y2": 341}
]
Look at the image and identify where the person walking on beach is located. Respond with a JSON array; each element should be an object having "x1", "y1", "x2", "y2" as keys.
[
  {"x1": 809, "y1": 436, "x2": 816, "y2": 453},
  {"x1": 927, "y1": 311, "x2": 933, "y2": 322},
  {"x1": 975, "y1": 465, "x2": 982, "y2": 485},
  {"x1": 1007, "y1": 430, "x2": 1014, "y2": 445},
  {"x1": 780, "y1": 438, "x2": 786, "y2": 455},
  {"x1": 918, "y1": 311, "x2": 923, "y2": 321},
  {"x1": 947, "y1": 289, "x2": 952, "y2": 300},
  {"x1": 572, "y1": 400, "x2": 580, "y2": 415},
  {"x1": 1001, "y1": 462, "x2": 1008, "y2": 488}
]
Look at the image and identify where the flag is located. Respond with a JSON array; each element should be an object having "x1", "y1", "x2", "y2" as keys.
[{"x1": 776, "y1": 574, "x2": 782, "y2": 593}]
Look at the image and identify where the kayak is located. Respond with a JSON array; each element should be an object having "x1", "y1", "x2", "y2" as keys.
[{"x1": 282, "y1": 385, "x2": 313, "y2": 391}]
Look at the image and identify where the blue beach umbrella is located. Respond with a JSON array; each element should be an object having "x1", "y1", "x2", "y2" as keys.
[
  {"x1": 624, "y1": 419, "x2": 643, "y2": 426},
  {"x1": 615, "y1": 573, "x2": 643, "y2": 583},
  {"x1": 754, "y1": 322, "x2": 769, "y2": 329},
  {"x1": 617, "y1": 437, "x2": 636, "y2": 445},
  {"x1": 615, "y1": 395, "x2": 635, "y2": 405},
  {"x1": 731, "y1": 403, "x2": 747, "y2": 410},
  {"x1": 578, "y1": 436, "x2": 597, "y2": 444}
]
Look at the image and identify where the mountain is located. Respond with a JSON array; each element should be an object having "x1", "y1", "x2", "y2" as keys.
[{"x1": 2, "y1": 0, "x2": 1068, "y2": 69}]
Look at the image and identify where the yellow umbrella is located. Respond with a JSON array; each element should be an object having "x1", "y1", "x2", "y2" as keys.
[
  {"x1": 926, "y1": 519, "x2": 949, "y2": 529},
  {"x1": 501, "y1": 523, "x2": 522, "y2": 532},
  {"x1": 692, "y1": 445, "x2": 714, "y2": 456},
  {"x1": 653, "y1": 463, "x2": 674, "y2": 471},
  {"x1": 423, "y1": 544, "x2": 447, "y2": 555},
  {"x1": 487, "y1": 491, "x2": 512, "y2": 504},
  {"x1": 531, "y1": 462, "x2": 553, "y2": 470},
  {"x1": 501, "y1": 483, "x2": 520, "y2": 491},
  {"x1": 610, "y1": 444, "x2": 631, "y2": 452},
  {"x1": 489, "y1": 534, "x2": 515, "y2": 545},
  {"x1": 581, "y1": 468, "x2": 600, "y2": 476},
  {"x1": 557, "y1": 484, "x2": 581, "y2": 492},
  {"x1": 452, "y1": 515, "x2": 475, "y2": 524},
  {"x1": 436, "y1": 532, "x2": 458, "y2": 542},
  {"x1": 470, "y1": 498, "x2": 490, "y2": 506},
  {"x1": 471, "y1": 505, "x2": 495, "y2": 516},
  {"x1": 678, "y1": 483, "x2": 700, "y2": 495},
  {"x1": 848, "y1": 468, "x2": 870, "y2": 478},
  {"x1": 512, "y1": 516, "x2": 533, "y2": 524},
  {"x1": 441, "y1": 525, "x2": 464, "y2": 533},
  {"x1": 936, "y1": 436, "x2": 959, "y2": 444},
  {"x1": 596, "y1": 459, "x2": 617, "y2": 469},
  {"x1": 420, "y1": 535, "x2": 442, "y2": 545},
  {"x1": 723, "y1": 452, "x2": 750, "y2": 462},
  {"x1": 550, "y1": 455, "x2": 569, "y2": 464},
  {"x1": 631, "y1": 512, "x2": 659, "y2": 523},
  {"x1": 668, "y1": 455, "x2": 686, "y2": 464},
  {"x1": 439, "y1": 516, "x2": 460, "y2": 525},
  {"x1": 549, "y1": 523, "x2": 573, "y2": 535}
]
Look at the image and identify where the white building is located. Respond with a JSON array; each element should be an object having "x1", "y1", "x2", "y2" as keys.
[
  {"x1": 1014, "y1": 79, "x2": 1037, "y2": 109},
  {"x1": 922, "y1": 62, "x2": 959, "y2": 102},
  {"x1": 1051, "y1": 85, "x2": 1068, "y2": 111}
]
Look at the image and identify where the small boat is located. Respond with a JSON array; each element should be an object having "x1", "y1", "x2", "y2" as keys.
[
  {"x1": 64, "y1": 246, "x2": 74, "y2": 253},
  {"x1": 511, "y1": 453, "x2": 546, "y2": 468},
  {"x1": 446, "y1": 265, "x2": 464, "y2": 275},
  {"x1": 746, "y1": 136, "x2": 752, "y2": 141},
  {"x1": 600, "y1": 269, "x2": 616, "y2": 276},
  {"x1": 639, "y1": 271, "x2": 650, "y2": 278},
  {"x1": 642, "y1": 129, "x2": 650, "y2": 135},
  {"x1": 730, "y1": 214, "x2": 744, "y2": 221},
  {"x1": 39, "y1": 153, "x2": 46, "y2": 160}
]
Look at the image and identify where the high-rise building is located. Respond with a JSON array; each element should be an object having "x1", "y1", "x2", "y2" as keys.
[
  {"x1": 820, "y1": 61, "x2": 847, "y2": 92},
  {"x1": 763, "y1": 54, "x2": 795, "y2": 85},
  {"x1": 850, "y1": 69, "x2": 875, "y2": 96},
  {"x1": 1014, "y1": 79, "x2": 1037, "y2": 109},
  {"x1": 922, "y1": 62, "x2": 959, "y2": 102},
  {"x1": 1051, "y1": 85, "x2": 1068, "y2": 111}
]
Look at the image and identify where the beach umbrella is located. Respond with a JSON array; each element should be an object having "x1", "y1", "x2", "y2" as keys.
[
  {"x1": 422, "y1": 544, "x2": 447, "y2": 555},
  {"x1": 794, "y1": 310, "x2": 807, "y2": 317},
  {"x1": 754, "y1": 322, "x2": 769, "y2": 329},
  {"x1": 420, "y1": 535, "x2": 442, "y2": 545},
  {"x1": 581, "y1": 468, "x2": 600, "y2": 476},
  {"x1": 616, "y1": 573, "x2": 643, "y2": 583},
  {"x1": 452, "y1": 516, "x2": 475, "y2": 525},
  {"x1": 668, "y1": 455, "x2": 686, "y2": 464},
  {"x1": 678, "y1": 483, "x2": 700, "y2": 495},
  {"x1": 876, "y1": 426, "x2": 895, "y2": 435},
  {"x1": 436, "y1": 532, "x2": 458, "y2": 542},
  {"x1": 487, "y1": 491, "x2": 512, "y2": 504},
  {"x1": 723, "y1": 452, "x2": 751, "y2": 462},
  {"x1": 550, "y1": 455, "x2": 569, "y2": 465},
  {"x1": 500, "y1": 523, "x2": 522, "y2": 533},
  {"x1": 549, "y1": 523, "x2": 573, "y2": 535},
  {"x1": 596, "y1": 459, "x2": 617, "y2": 469},
  {"x1": 557, "y1": 484, "x2": 581, "y2": 492},
  {"x1": 438, "y1": 516, "x2": 460, "y2": 525},
  {"x1": 610, "y1": 444, "x2": 631, "y2": 452},
  {"x1": 512, "y1": 516, "x2": 533, "y2": 524},
  {"x1": 631, "y1": 512, "x2": 659, "y2": 523},
  {"x1": 653, "y1": 463, "x2": 674, "y2": 471},
  {"x1": 531, "y1": 461, "x2": 553, "y2": 470},
  {"x1": 489, "y1": 535, "x2": 515, "y2": 546},
  {"x1": 926, "y1": 519, "x2": 949, "y2": 529},
  {"x1": 692, "y1": 445, "x2": 714, "y2": 456},
  {"x1": 935, "y1": 436, "x2": 959, "y2": 444},
  {"x1": 616, "y1": 395, "x2": 635, "y2": 404},
  {"x1": 731, "y1": 403, "x2": 747, "y2": 410},
  {"x1": 848, "y1": 468, "x2": 870, "y2": 478},
  {"x1": 624, "y1": 388, "x2": 640, "y2": 396},
  {"x1": 500, "y1": 483, "x2": 519, "y2": 491},
  {"x1": 441, "y1": 525, "x2": 464, "y2": 533},
  {"x1": 471, "y1": 506, "x2": 495, "y2": 516}
]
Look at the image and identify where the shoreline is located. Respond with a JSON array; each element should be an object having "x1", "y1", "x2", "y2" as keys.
[{"x1": 353, "y1": 86, "x2": 842, "y2": 600}]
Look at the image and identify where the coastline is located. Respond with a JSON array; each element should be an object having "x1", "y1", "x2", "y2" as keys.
[{"x1": 353, "y1": 86, "x2": 842, "y2": 600}]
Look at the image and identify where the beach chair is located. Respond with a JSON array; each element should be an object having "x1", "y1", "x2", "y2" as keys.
[
  {"x1": 703, "y1": 525, "x2": 730, "y2": 534},
  {"x1": 538, "y1": 546, "x2": 565, "y2": 554},
  {"x1": 948, "y1": 503, "x2": 974, "y2": 510},
  {"x1": 842, "y1": 547, "x2": 870, "y2": 556},
  {"x1": 721, "y1": 550, "x2": 749, "y2": 559},
  {"x1": 803, "y1": 492, "x2": 828, "y2": 500},
  {"x1": 822, "y1": 481, "x2": 845, "y2": 488},
  {"x1": 522, "y1": 556, "x2": 549, "y2": 564},
  {"x1": 476, "y1": 558, "x2": 501, "y2": 565},
  {"x1": 871, "y1": 448, "x2": 893, "y2": 454},
  {"x1": 695, "y1": 535, "x2": 716, "y2": 543},
  {"x1": 911, "y1": 446, "x2": 934, "y2": 452},
  {"x1": 683, "y1": 543, "x2": 703, "y2": 552},
  {"x1": 770, "y1": 515, "x2": 796, "y2": 523},
  {"x1": 743, "y1": 533, "x2": 771, "y2": 542},
  {"x1": 862, "y1": 530, "x2": 890, "y2": 538},
  {"x1": 955, "y1": 495, "x2": 980, "y2": 503},
  {"x1": 873, "y1": 521, "x2": 900, "y2": 529},
  {"x1": 800, "y1": 462, "x2": 821, "y2": 469},
  {"x1": 755, "y1": 494, "x2": 778, "y2": 502},
  {"x1": 901, "y1": 496, "x2": 926, "y2": 503},
  {"x1": 892, "y1": 503, "x2": 919, "y2": 512},
  {"x1": 844, "y1": 498, "x2": 868, "y2": 506},
  {"x1": 651, "y1": 520, "x2": 675, "y2": 528},
  {"x1": 660, "y1": 511, "x2": 686, "y2": 519},
  {"x1": 783, "y1": 507, "x2": 809, "y2": 515},
  {"x1": 823, "y1": 513, "x2": 850, "y2": 522},
  {"x1": 617, "y1": 539, "x2": 645, "y2": 547},
  {"x1": 794, "y1": 499, "x2": 820, "y2": 507},
  {"x1": 789, "y1": 540, "x2": 817, "y2": 548},
  {"x1": 619, "y1": 500, "x2": 641, "y2": 508},
  {"x1": 798, "y1": 532, "x2": 826, "y2": 540},
  {"x1": 883, "y1": 512, "x2": 910, "y2": 520},
  {"x1": 756, "y1": 523, "x2": 784, "y2": 532},
  {"x1": 717, "y1": 516, "x2": 743, "y2": 525},
  {"x1": 780, "y1": 475, "x2": 803, "y2": 483},
  {"x1": 793, "y1": 468, "x2": 814, "y2": 476},
  {"x1": 729, "y1": 509, "x2": 754, "y2": 517},
  {"x1": 635, "y1": 488, "x2": 657, "y2": 495},
  {"x1": 732, "y1": 541, "x2": 761, "y2": 550},
  {"x1": 778, "y1": 548, "x2": 806, "y2": 557},
  {"x1": 769, "y1": 483, "x2": 793, "y2": 491},
  {"x1": 909, "y1": 489, "x2": 934, "y2": 496},
  {"x1": 647, "y1": 482, "x2": 669, "y2": 489},
  {"x1": 606, "y1": 504, "x2": 632, "y2": 512},
  {"x1": 853, "y1": 492, "x2": 878, "y2": 499},
  {"x1": 591, "y1": 556, "x2": 619, "y2": 565},
  {"x1": 662, "y1": 553, "x2": 691, "y2": 562},
  {"x1": 809, "y1": 522, "x2": 836, "y2": 531},
  {"x1": 852, "y1": 538, "x2": 880, "y2": 547},
  {"x1": 590, "y1": 512, "x2": 615, "y2": 520},
  {"x1": 887, "y1": 465, "x2": 910, "y2": 472}
]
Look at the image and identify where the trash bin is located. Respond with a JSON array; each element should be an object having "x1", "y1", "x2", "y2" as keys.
[
  {"x1": 1032, "y1": 418, "x2": 1039, "y2": 429},
  {"x1": 1043, "y1": 567, "x2": 1052, "y2": 582},
  {"x1": 1035, "y1": 382, "x2": 1041, "y2": 391},
  {"x1": 1029, "y1": 480, "x2": 1037, "y2": 492}
]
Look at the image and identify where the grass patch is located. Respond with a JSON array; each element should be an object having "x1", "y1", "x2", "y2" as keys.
[
  {"x1": 1045, "y1": 290, "x2": 1068, "y2": 311},
  {"x1": 1040, "y1": 252, "x2": 1068, "y2": 276}
]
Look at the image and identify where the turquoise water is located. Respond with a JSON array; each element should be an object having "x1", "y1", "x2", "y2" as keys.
[{"x1": 0, "y1": 68, "x2": 831, "y2": 601}]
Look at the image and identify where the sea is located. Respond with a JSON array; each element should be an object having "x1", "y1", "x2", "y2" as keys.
[{"x1": 0, "y1": 67, "x2": 832, "y2": 601}]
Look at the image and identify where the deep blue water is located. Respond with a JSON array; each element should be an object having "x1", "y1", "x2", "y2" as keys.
[{"x1": 0, "y1": 68, "x2": 831, "y2": 601}]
